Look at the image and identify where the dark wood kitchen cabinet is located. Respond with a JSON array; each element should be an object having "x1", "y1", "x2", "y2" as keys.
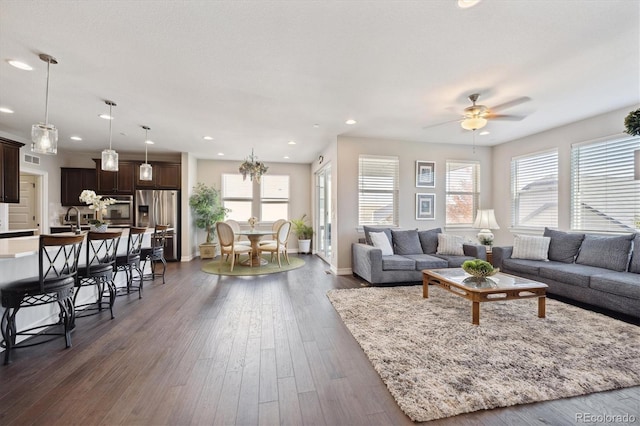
[
  {"x1": 0, "y1": 137, "x2": 24, "y2": 203},
  {"x1": 94, "y1": 159, "x2": 135, "y2": 194},
  {"x1": 135, "y1": 162, "x2": 181, "y2": 189},
  {"x1": 61, "y1": 168, "x2": 97, "y2": 206}
]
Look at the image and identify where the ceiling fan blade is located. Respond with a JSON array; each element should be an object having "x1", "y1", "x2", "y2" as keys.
[
  {"x1": 490, "y1": 96, "x2": 531, "y2": 112},
  {"x1": 487, "y1": 114, "x2": 526, "y2": 121},
  {"x1": 422, "y1": 117, "x2": 462, "y2": 129}
]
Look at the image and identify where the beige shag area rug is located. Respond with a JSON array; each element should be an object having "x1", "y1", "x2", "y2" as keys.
[{"x1": 327, "y1": 285, "x2": 640, "y2": 422}]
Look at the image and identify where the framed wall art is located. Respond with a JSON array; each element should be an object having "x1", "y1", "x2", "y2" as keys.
[
  {"x1": 416, "y1": 161, "x2": 435, "y2": 187},
  {"x1": 416, "y1": 193, "x2": 435, "y2": 220}
]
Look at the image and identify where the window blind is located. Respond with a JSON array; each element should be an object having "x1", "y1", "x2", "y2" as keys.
[
  {"x1": 511, "y1": 150, "x2": 558, "y2": 228},
  {"x1": 358, "y1": 155, "x2": 399, "y2": 226},
  {"x1": 571, "y1": 135, "x2": 640, "y2": 232},
  {"x1": 222, "y1": 173, "x2": 253, "y2": 221},
  {"x1": 260, "y1": 175, "x2": 289, "y2": 221},
  {"x1": 445, "y1": 161, "x2": 479, "y2": 226}
]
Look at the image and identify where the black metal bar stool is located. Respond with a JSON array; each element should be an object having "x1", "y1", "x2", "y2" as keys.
[
  {"x1": 74, "y1": 230, "x2": 122, "y2": 322},
  {"x1": 141, "y1": 224, "x2": 168, "y2": 284},
  {"x1": 114, "y1": 226, "x2": 146, "y2": 298},
  {"x1": 1, "y1": 234, "x2": 85, "y2": 365}
]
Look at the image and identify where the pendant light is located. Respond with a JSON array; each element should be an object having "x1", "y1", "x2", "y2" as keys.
[
  {"x1": 140, "y1": 125, "x2": 153, "y2": 181},
  {"x1": 31, "y1": 53, "x2": 59, "y2": 154},
  {"x1": 101, "y1": 100, "x2": 118, "y2": 171}
]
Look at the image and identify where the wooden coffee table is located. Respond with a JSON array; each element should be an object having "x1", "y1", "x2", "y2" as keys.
[{"x1": 422, "y1": 268, "x2": 548, "y2": 325}]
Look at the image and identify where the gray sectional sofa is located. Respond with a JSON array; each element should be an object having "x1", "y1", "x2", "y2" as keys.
[
  {"x1": 352, "y1": 226, "x2": 486, "y2": 285},
  {"x1": 492, "y1": 228, "x2": 640, "y2": 319}
]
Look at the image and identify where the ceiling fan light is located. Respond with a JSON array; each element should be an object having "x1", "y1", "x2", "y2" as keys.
[{"x1": 461, "y1": 117, "x2": 487, "y2": 131}]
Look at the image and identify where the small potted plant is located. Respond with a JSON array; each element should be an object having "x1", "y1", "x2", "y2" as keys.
[
  {"x1": 291, "y1": 214, "x2": 314, "y2": 254},
  {"x1": 189, "y1": 182, "x2": 229, "y2": 259},
  {"x1": 79, "y1": 190, "x2": 116, "y2": 232}
]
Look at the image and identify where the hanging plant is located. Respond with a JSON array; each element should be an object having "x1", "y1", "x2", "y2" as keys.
[{"x1": 624, "y1": 108, "x2": 640, "y2": 136}]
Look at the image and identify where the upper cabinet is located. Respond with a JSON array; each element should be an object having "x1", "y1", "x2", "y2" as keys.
[
  {"x1": 0, "y1": 138, "x2": 24, "y2": 204},
  {"x1": 135, "y1": 162, "x2": 181, "y2": 189},
  {"x1": 94, "y1": 159, "x2": 135, "y2": 194},
  {"x1": 61, "y1": 168, "x2": 97, "y2": 206}
]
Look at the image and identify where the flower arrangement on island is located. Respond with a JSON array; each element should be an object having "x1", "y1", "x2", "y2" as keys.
[{"x1": 79, "y1": 190, "x2": 116, "y2": 226}]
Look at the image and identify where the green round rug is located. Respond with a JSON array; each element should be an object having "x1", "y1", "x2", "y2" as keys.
[{"x1": 201, "y1": 254, "x2": 305, "y2": 276}]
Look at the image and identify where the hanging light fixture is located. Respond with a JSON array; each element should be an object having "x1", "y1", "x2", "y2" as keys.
[
  {"x1": 461, "y1": 116, "x2": 487, "y2": 131},
  {"x1": 101, "y1": 100, "x2": 118, "y2": 171},
  {"x1": 239, "y1": 149, "x2": 268, "y2": 183},
  {"x1": 31, "y1": 53, "x2": 59, "y2": 154},
  {"x1": 140, "y1": 125, "x2": 153, "y2": 181}
]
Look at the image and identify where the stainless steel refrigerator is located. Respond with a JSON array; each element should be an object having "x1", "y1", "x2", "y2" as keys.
[{"x1": 135, "y1": 189, "x2": 180, "y2": 261}]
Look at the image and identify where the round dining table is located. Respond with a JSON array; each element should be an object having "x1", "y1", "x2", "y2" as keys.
[{"x1": 236, "y1": 229, "x2": 274, "y2": 267}]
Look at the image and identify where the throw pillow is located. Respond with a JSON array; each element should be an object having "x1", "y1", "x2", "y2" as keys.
[
  {"x1": 369, "y1": 232, "x2": 394, "y2": 256},
  {"x1": 391, "y1": 229, "x2": 423, "y2": 255},
  {"x1": 543, "y1": 228, "x2": 585, "y2": 263},
  {"x1": 575, "y1": 234, "x2": 635, "y2": 272},
  {"x1": 436, "y1": 234, "x2": 465, "y2": 256},
  {"x1": 418, "y1": 228, "x2": 442, "y2": 254},
  {"x1": 511, "y1": 235, "x2": 551, "y2": 261},
  {"x1": 363, "y1": 226, "x2": 393, "y2": 246}
]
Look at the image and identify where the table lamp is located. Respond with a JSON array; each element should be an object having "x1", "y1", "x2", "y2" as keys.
[{"x1": 473, "y1": 209, "x2": 500, "y2": 246}]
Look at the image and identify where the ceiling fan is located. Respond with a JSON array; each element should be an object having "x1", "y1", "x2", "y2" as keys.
[{"x1": 424, "y1": 93, "x2": 531, "y2": 131}]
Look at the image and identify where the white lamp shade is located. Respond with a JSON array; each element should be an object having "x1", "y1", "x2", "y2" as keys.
[
  {"x1": 140, "y1": 163, "x2": 153, "y2": 181},
  {"x1": 101, "y1": 149, "x2": 119, "y2": 171},
  {"x1": 461, "y1": 117, "x2": 487, "y2": 131},
  {"x1": 31, "y1": 123, "x2": 58, "y2": 154},
  {"x1": 473, "y1": 209, "x2": 500, "y2": 230}
]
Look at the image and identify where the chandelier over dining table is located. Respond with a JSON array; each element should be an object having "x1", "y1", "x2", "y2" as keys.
[{"x1": 239, "y1": 149, "x2": 268, "y2": 183}]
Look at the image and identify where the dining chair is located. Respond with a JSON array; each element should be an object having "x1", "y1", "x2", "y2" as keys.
[
  {"x1": 259, "y1": 218, "x2": 287, "y2": 247},
  {"x1": 1, "y1": 234, "x2": 85, "y2": 365},
  {"x1": 258, "y1": 221, "x2": 291, "y2": 267},
  {"x1": 216, "y1": 221, "x2": 252, "y2": 272},
  {"x1": 225, "y1": 219, "x2": 251, "y2": 247}
]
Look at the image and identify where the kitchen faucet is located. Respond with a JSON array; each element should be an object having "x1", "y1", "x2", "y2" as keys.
[{"x1": 65, "y1": 206, "x2": 81, "y2": 230}]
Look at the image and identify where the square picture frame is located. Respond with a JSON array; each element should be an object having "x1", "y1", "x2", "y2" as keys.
[
  {"x1": 416, "y1": 161, "x2": 436, "y2": 188},
  {"x1": 416, "y1": 193, "x2": 435, "y2": 220}
]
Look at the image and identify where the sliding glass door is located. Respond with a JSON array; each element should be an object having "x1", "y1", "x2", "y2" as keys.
[{"x1": 315, "y1": 165, "x2": 331, "y2": 263}]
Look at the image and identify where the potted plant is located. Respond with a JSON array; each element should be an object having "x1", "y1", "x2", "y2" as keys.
[
  {"x1": 291, "y1": 214, "x2": 314, "y2": 254},
  {"x1": 624, "y1": 108, "x2": 640, "y2": 136},
  {"x1": 189, "y1": 182, "x2": 229, "y2": 259}
]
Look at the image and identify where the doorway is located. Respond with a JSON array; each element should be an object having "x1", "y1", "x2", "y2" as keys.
[
  {"x1": 8, "y1": 171, "x2": 43, "y2": 233},
  {"x1": 315, "y1": 165, "x2": 332, "y2": 263}
]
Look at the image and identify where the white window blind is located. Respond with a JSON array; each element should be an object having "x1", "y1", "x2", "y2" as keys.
[
  {"x1": 358, "y1": 155, "x2": 399, "y2": 226},
  {"x1": 571, "y1": 135, "x2": 640, "y2": 233},
  {"x1": 260, "y1": 175, "x2": 289, "y2": 221},
  {"x1": 222, "y1": 173, "x2": 253, "y2": 221},
  {"x1": 511, "y1": 150, "x2": 558, "y2": 228},
  {"x1": 445, "y1": 161, "x2": 479, "y2": 226}
]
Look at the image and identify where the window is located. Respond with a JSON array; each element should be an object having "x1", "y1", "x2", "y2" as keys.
[
  {"x1": 571, "y1": 135, "x2": 640, "y2": 232},
  {"x1": 511, "y1": 150, "x2": 558, "y2": 228},
  {"x1": 445, "y1": 161, "x2": 479, "y2": 226},
  {"x1": 358, "y1": 155, "x2": 399, "y2": 226},
  {"x1": 222, "y1": 173, "x2": 289, "y2": 222}
]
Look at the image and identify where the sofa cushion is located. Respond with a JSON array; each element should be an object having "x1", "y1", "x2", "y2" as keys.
[
  {"x1": 404, "y1": 254, "x2": 448, "y2": 270},
  {"x1": 433, "y1": 254, "x2": 475, "y2": 268},
  {"x1": 511, "y1": 235, "x2": 550, "y2": 261},
  {"x1": 418, "y1": 228, "x2": 442, "y2": 254},
  {"x1": 538, "y1": 263, "x2": 614, "y2": 288},
  {"x1": 363, "y1": 226, "x2": 393, "y2": 246},
  {"x1": 381, "y1": 255, "x2": 416, "y2": 271},
  {"x1": 391, "y1": 229, "x2": 423, "y2": 255},
  {"x1": 575, "y1": 234, "x2": 635, "y2": 272},
  {"x1": 543, "y1": 228, "x2": 585, "y2": 263},
  {"x1": 436, "y1": 234, "x2": 465, "y2": 256},
  {"x1": 502, "y1": 258, "x2": 543, "y2": 276},
  {"x1": 369, "y1": 232, "x2": 394, "y2": 256},
  {"x1": 589, "y1": 272, "x2": 640, "y2": 301},
  {"x1": 629, "y1": 233, "x2": 640, "y2": 274}
]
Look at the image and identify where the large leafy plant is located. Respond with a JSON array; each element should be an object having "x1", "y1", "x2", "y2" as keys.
[
  {"x1": 624, "y1": 108, "x2": 640, "y2": 136},
  {"x1": 291, "y1": 214, "x2": 314, "y2": 240},
  {"x1": 189, "y1": 182, "x2": 229, "y2": 243}
]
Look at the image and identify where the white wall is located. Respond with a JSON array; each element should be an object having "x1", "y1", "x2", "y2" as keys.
[
  {"x1": 491, "y1": 104, "x2": 640, "y2": 246},
  {"x1": 334, "y1": 136, "x2": 493, "y2": 272}
]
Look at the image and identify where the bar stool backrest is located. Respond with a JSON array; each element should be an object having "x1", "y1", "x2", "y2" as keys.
[
  {"x1": 127, "y1": 227, "x2": 147, "y2": 261},
  {"x1": 85, "y1": 231, "x2": 122, "y2": 276},
  {"x1": 39, "y1": 234, "x2": 85, "y2": 292}
]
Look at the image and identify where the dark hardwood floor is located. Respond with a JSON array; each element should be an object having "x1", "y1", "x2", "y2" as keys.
[{"x1": 0, "y1": 255, "x2": 638, "y2": 425}]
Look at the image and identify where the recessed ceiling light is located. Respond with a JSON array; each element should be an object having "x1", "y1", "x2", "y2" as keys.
[
  {"x1": 7, "y1": 60, "x2": 32, "y2": 70},
  {"x1": 203, "y1": 136, "x2": 214, "y2": 140},
  {"x1": 288, "y1": 141, "x2": 296, "y2": 145},
  {"x1": 0, "y1": 107, "x2": 14, "y2": 114},
  {"x1": 145, "y1": 140, "x2": 155, "y2": 145},
  {"x1": 479, "y1": 131, "x2": 490, "y2": 136},
  {"x1": 284, "y1": 156, "x2": 290, "y2": 159},
  {"x1": 457, "y1": 0, "x2": 481, "y2": 9},
  {"x1": 313, "y1": 124, "x2": 319, "y2": 128},
  {"x1": 70, "y1": 136, "x2": 82, "y2": 141},
  {"x1": 99, "y1": 114, "x2": 114, "y2": 120},
  {"x1": 217, "y1": 152, "x2": 224, "y2": 156},
  {"x1": 345, "y1": 119, "x2": 357, "y2": 125}
]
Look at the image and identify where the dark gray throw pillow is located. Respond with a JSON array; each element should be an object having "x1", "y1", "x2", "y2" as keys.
[
  {"x1": 543, "y1": 228, "x2": 585, "y2": 263},
  {"x1": 418, "y1": 228, "x2": 442, "y2": 254},
  {"x1": 575, "y1": 234, "x2": 635, "y2": 272},
  {"x1": 363, "y1": 226, "x2": 393, "y2": 246},
  {"x1": 629, "y1": 233, "x2": 640, "y2": 274},
  {"x1": 391, "y1": 229, "x2": 423, "y2": 255}
]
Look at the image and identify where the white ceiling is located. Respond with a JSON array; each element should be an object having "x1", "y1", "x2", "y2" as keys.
[{"x1": 0, "y1": 1, "x2": 638, "y2": 164}]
